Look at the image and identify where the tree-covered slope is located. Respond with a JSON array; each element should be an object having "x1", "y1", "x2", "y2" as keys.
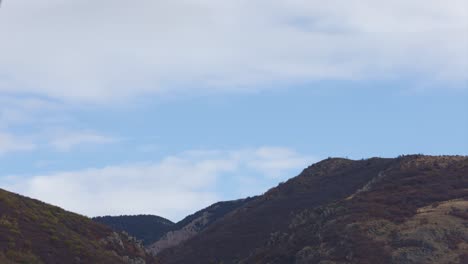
[{"x1": 93, "y1": 215, "x2": 174, "y2": 245}]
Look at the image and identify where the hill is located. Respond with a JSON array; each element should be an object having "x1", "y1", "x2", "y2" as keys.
[
  {"x1": 158, "y1": 155, "x2": 468, "y2": 264},
  {"x1": 0, "y1": 189, "x2": 158, "y2": 264},
  {"x1": 92, "y1": 198, "x2": 253, "y2": 254},
  {"x1": 93, "y1": 215, "x2": 174, "y2": 246},
  {"x1": 148, "y1": 197, "x2": 254, "y2": 255}
]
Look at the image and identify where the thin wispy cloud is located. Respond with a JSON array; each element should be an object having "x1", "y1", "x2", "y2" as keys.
[
  {"x1": 0, "y1": 132, "x2": 36, "y2": 154},
  {"x1": 0, "y1": 97, "x2": 116, "y2": 152},
  {"x1": 49, "y1": 130, "x2": 118, "y2": 152},
  {"x1": 0, "y1": 96, "x2": 64, "y2": 128}
]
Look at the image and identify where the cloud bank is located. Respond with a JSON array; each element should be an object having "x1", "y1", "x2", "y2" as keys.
[
  {"x1": 0, "y1": 0, "x2": 466, "y2": 102},
  {"x1": 2, "y1": 147, "x2": 314, "y2": 221}
]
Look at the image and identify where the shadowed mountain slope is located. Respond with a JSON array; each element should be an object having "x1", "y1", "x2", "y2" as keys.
[
  {"x1": 159, "y1": 155, "x2": 468, "y2": 264},
  {"x1": 0, "y1": 189, "x2": 158, "y2": 264},
  {"x1": 148, "y1": 198, "x2": 254, "y2": 255}
]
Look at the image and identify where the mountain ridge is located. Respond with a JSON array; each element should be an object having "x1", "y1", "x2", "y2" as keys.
[
  {"x1": 2, "y1": 155, "x2": 466, "y2": 264},
  {"x1": 158, "y1": 155, "x2": 468, "y2": 264}
]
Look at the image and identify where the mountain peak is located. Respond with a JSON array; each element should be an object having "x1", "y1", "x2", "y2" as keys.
[{"x1": 158, "y1": 155, "x2": 468, "y2": 264}]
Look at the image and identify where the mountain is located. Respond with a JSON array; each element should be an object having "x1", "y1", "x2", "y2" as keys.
[
  {"x1": 158, "y1": 155, "x2": 468, "y2": 264},
  {"x1": 0, "y1": 189, "x2": 158, "y2": 264},
  {"x1": 148, "y1": 198, "x2": 254, "y2": 255},
  {"x1": 93, "y1": 215, "x2": 174, "y2": 246},
  {"x1": 91, "y1": 198, "x2": 253, "y2": 254}
]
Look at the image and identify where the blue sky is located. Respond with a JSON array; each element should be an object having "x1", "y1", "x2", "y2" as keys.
[{"x1": 0, "y1": 0, "x2": 467, "y2": 221}]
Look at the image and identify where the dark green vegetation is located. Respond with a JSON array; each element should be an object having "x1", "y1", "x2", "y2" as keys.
[
  {"x1": 93, "y1": 215, "x2": 174, "y2": 245},
  {"x1": 0, "y1": 189, "x2": 157, "y2": 264},
  {"x1": 158, "y1": 155, "x2": 468, "y2": 264}
]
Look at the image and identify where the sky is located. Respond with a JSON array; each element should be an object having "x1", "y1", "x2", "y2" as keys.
[{"x1": 0, "y1": 0, "x2": 467, "y2": 221}]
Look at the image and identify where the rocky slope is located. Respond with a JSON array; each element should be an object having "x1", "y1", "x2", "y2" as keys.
[
  {"x1": 93, "y1": 215, "x2": 174, "y2": 246},
  {"x1": 158, "y1": 155, "x2": 468, "y2": 264},
  {"x1": 0, "y1": 189, "x2": 158, "y2": 264},
  {"x1": 148, "y1": 198, "x2": 253, "y2": 255}
]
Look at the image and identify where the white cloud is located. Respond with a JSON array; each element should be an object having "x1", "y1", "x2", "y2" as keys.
[
  {"x1": 2, "y1": 147, "x2": 313, "y2": 221},
  {"x1": 0, "y1": 0, "x2": 466, "y2": 102},
  {"x1": 0, "y1": 132, "x2": 36, "y2": 154},
  {"x1": 49, "y1": 130, "x2": 117, "y2": 151}
]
